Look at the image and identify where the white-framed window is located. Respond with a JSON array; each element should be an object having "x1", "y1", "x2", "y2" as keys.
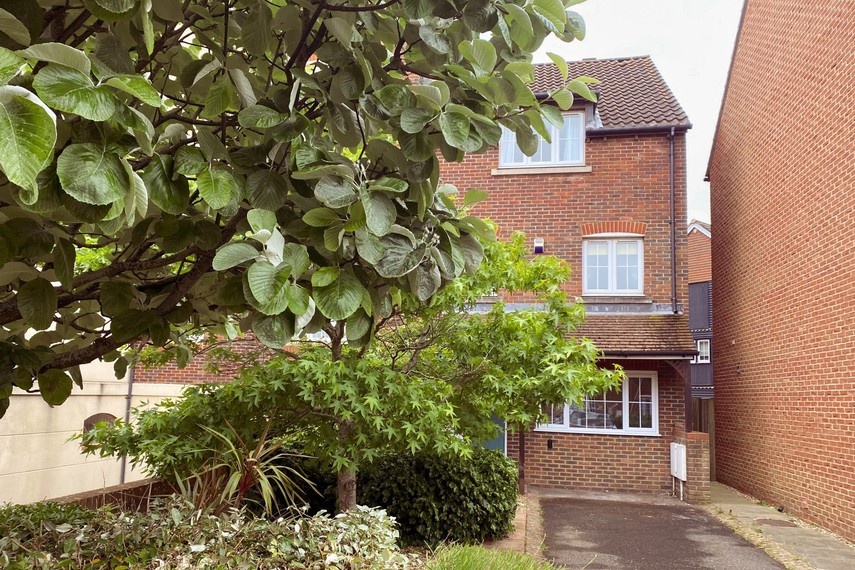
[
  {"x1": 582, "y1": 237, "x2": 644, "y2": 295},
  {"x1": 537, "y1": 373, "x2": 659, "y2": 436},
  {"x1": 499, "y1": 112, "x2": 585, "y2": 167},
  {"x1": 694, "y1": 339, "x2": 710, "y2": 363}
]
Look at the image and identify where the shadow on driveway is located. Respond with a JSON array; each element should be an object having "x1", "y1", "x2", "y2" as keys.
[{"x1": 542, "y1": 497, "x2": 785, "y2": 570}]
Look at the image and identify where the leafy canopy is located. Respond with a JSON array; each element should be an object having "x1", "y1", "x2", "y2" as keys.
[
  {"x1": 80, "y1": 235, "x2": 622, "y2": 485},
  {"x1": 0, "y1": 0, "x2": 594, "y2": 417}
]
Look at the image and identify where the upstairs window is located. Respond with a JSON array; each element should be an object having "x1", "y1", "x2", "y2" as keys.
[
  {"x1": 583, "y1": 238, "x2": 644, "y2": 295},
  {"x1": 499, "y1": 112, "x2": 585, "y2": 167},
  {"x1": 538, "y1": 373, "x2": 659, "y2": 436},
  {"x1": 694, "y1": 339, "x2": 711, "y2": 363}
]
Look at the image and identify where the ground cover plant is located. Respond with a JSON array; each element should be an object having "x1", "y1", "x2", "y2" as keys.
[
  {"x1": 0, "y1": 499, "x2": 410, "y2": 569},
  {"x1": 426, "y1": 545, "x2": 560, "y2": 570}
]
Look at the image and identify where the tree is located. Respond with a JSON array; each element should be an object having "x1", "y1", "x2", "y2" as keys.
[
  {"x1": 0, "y1": 0, "x2": 594, "y2": 417},
  {"x1": 82, "y1": 234, "x2": 622, "y2": 511}
]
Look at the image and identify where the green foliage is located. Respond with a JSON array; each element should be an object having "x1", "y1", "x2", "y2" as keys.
[
  {"x1": 360, "y1": 448, "x2": 519, "y2": 546},
  {"x1": 0, "y1": 499, "x2": 410, "y2": 569},
  {"x1": 0, "y1": 0, "x2": 595, "y2": 417}
]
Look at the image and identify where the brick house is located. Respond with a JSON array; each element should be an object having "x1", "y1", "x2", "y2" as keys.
[
  {"x1": 440, "y1": 56, "x2": 704, "y2": 497},
  {"x1": 706, "y1": 1, "x2": 855, "y2": 541}
]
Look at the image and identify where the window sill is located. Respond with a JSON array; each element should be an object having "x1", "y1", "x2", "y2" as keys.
[
  {"x1": 491, "y1": 165, "x2": 592, "y2": 176},
  {"x1": 534, "y1": 426, "x2": 660, "y2": 437},
  {"x1": 581, "y1": 295, "x2": 649, "y2": 302}
]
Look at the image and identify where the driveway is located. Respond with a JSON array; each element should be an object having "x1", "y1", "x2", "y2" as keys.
[{"x1": 542, "y1": 496, "x2": 784, "y2": 570}]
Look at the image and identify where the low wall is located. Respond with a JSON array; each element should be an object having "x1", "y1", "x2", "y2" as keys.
[
  {"x1": 672, "y1": 425, "x2": 710, "y2": 504},
  {"x1": 53, "y1": 478, "x2": 176, "y2": 512}
]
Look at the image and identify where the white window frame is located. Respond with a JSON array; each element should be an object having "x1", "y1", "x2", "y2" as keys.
[
  {"x1": 582, "y1": 236, "x2": 644, "y2": 295},
  {"x1": 694, "y1": 339, "x2": 710, "y2": 363},
  {"x1": 536, "y1": 372, "x2": 659, "y2": 436},
  {"x1": 498, "y1": 111, "x2": 585, "y2": 168}
]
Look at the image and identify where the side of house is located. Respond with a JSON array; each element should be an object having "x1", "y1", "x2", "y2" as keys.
[
  {"x1": 707, "y1": 0, "x2": 855, "y2": 541},
  {"x1": 441, "y1": 57, "x2": 701, "y2": 496}
]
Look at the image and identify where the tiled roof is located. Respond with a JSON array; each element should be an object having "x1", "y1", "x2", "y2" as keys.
[
  {"x1": 572, "y1": 314, "x2": 696, "y2": 356},
  {"x1": 532, "y1": 56, "x2": 690, "y2": 130}
]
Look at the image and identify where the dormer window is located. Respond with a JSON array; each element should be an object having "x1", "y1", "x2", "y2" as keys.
[{"x1": 499, "y1": 111, "x2": 585, "y2": 168}]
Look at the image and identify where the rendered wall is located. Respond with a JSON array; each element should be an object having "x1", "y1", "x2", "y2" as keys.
[
  {"x1": 708, "y1": 0, "x2": 855, "y2": 541},
  {"x1": 0, "y1": 360, "x2": 185, "y2": 505}
]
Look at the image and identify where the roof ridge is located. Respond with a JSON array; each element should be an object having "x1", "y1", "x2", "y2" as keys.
[{"x1": 534, "y1": 54, "x2": 652, "y2": 65}]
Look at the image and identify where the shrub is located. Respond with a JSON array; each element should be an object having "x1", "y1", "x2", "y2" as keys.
[
  {"x1": 427, "y1": 545, "x2": 559, "y2": 570},
  {"x1": 0, "y1": 499, "x2": 410, "y2": 569},
  {"x1": 359, "y1": 447, "x2": 519, "y2": 545}
]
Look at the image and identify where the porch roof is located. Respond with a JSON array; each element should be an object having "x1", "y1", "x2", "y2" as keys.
[{"x1": 572, "y1": 313, "x2": 696, "y2": 358}]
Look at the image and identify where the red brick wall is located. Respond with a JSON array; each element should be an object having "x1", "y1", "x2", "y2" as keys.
[
  {"x1": 506, "y1": 361, "x2": 684, "y2": 493},
  {"x1": 708, "y1": 0, "x2": 855, "y2": 541},
  {"x1": 687, "y1": 229, "x2": 711, "y2": 284},
  {"x1": 441, "y1": 132, "x2": 688, "y2": 307},
  {"x1": 134, "y1": 337, "x2": 271, "y2": 384}
]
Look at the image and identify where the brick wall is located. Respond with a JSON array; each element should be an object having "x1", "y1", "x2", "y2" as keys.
[
  {"x1": 507, "y1": 361, "x2": 683, "y2": 493},
  {"x1": 671, "y1": 427, "x2": 710, "y2": 504},
  {"x1": 441, "y1": 131, "x2": 688, "y2": 307},
  {"x1": 134, "y1": 336, "x2": 271, "y2": 385},
  {"x1": 687, "y1": 228, "x2": 711, "y2": 284},
  {"x1": 708, "y1": 0, "x2": 855, "y2": 541}
]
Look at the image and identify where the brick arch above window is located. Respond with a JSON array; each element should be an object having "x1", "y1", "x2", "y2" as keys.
[{"x1": 581, "y1": 221, "x2": 647, "y2": 237}]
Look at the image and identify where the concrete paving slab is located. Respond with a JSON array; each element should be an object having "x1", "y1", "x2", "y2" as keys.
[
  {"x1": 541, "y1": 496, "x2": 784, "y2": 570},
  {"x1": 708, "y1": 483, "x2": 855, "y2": 570}
]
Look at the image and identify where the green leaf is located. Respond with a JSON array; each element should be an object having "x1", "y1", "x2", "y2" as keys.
[
  {"x1": 459, "y1": 39, "x2": 497, "y2": 76},
  {"x1": 463, "y1": 188, "x2": 489, "y2": 207},
  {"x1": 362, "y1": 191, "x2": 396, "y2": 237},
  {"x1": 0, "y1": 47, "x2": 22, "y2": 85},
  {"x1": 547, "y1": 52, "x2": 568, "y2": 82},
  {"x1": 19, "y1": 43, "x2": 90, "y2": 75},
  {"x1": 460, "y1": 234, "x2": 484, "y2": 274},
  {"x1": 0, "y1": 86, "x2": 56, "y2": 193},
  {"x1": 370, "y1": 177, "x2": 409, "y2": 194},
  {"x1": 104, "y1": 75, "x2": 161, "y2": 107},
  {"x1": 253, "y1": 313, "x2": 294, "y2": 349},
  {"x1": 151, "y1": 0, "x2": 184, "y2": 21},
  {"x1": 32, "y1": 65, "x2": 117, "y2": 121},
  {"x1": 54, "y1": 239, "x2": 76, "y2": 290},
  {"x1": 37, "y1": 370, "x2": 73, "y2": 406},
  {"x1": 282, "y1": 243, "x2": 310, "y2": 278},
  {"x1": 400, "y1": 107, "x2": 435, "y2": 134},
  {"x1": 100, "y1": 282, "x2": 135, "y2": 317},
  {"x1": 550, "y1": 88, "x2": 574, "y2": 110},
  {"x1": 247, "y1": 208, "x2": 276, "y2": 233},
  {"x1": 17, "y1": 277, "x2": 56, "y2": 330},
  {"x1": 285, "y1": 283, "x2": 309, "y2": 316},
  {"x1": 247, "y1": 260, "x2": 277, "y2": 303},
  {"x1": 374, "y1": 235, "x2": 425, "y2": 278},
  {"x1": 0, "y1": 8, "x2": 31, "y2": 46},
  {"x1": 197, "y1": 166, "x2": 239, "y2": 209},
  {"x1": 355, "y1": 228, "x2": 385, "y2": 264},
  {"x1": 238, "y1": 104, "x2": 288, "y2": 128},
  {"x1": 311, "y1": 267, "x2": 339, "y2": 288},
  {"x1": 142, "y1": 155, "x2": 189, "y2": 215},
  {"x1": 439, "y1": 112, "x2": 470, "y2": 149},
  {"x1": 303, "y1": 207, "x2": 341, "y2": 228},
  {"x1": 213, "y1": 242, "x2": 259, "y2": 270},
  {"x1": 246, "y1": 168, "x2": 289, "y2": 210},
  {"x1": 241, "y1": 2, "x2": 272, "y2": 56},
  {"x1": 409, "y1": 262, "x2": 441, "y2": 302},
  {"x1": 203, "y1": 74, "x2": 236, "y2": 117},
  {"x1": 57, "y1": 143, "x2": 129, "y2": 206},
  {"x1": 567, "y1": 78, "x2": 598, "y2": 102},
  {"x1": 111, "y1": 309, "x2": 159, "y2": 344},
  {"x1": 314, "y1": 269, "x2": 365, "y2": 321},
  {"x1": 532, "y1": 0, "x2": 566, "y2": 34},
  {"x1": 540, "y1": 104, "x2": 565, "y2": 129},
  {"x1": 462, "y1": 0, "x2": 498, "y2": 33},
  {"x1": 94, "y1": 32, "x2": 133, "y2": 73},
  {"x1": 345, "y1": 309, "x2": 371, "y2": 341},
  {"x1": 314, "y1": 175, "x2": 357, "y2": 209}
]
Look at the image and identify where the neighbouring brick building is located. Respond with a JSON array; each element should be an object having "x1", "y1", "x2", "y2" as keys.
[
  {"x1": 441, "y1": 56, "x2": 704, "y2": 498},
  {"x1": 707, "y1": 1, "x2": 855, "y2": 541}
]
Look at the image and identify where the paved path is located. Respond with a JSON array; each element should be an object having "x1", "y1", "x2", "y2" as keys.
[{"x1": 541, "y1": 496, "x2": 784, "y2": 570}]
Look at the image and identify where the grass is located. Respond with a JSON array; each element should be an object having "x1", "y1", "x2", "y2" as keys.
[{"x1": 426, "y1": 545, "x2": 559, "y2": 570}]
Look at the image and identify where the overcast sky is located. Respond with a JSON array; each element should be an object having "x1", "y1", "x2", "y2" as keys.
[{"x1": 534, "y1": 0, "x2": 745, "y2": 224}]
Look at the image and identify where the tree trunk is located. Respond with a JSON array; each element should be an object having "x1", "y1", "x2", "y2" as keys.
[{"x1": 337, "y1": 464, "x2": 357, "y2": 513}]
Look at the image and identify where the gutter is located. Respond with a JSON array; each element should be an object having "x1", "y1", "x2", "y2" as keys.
[
  {"x1": 587, "y1": 124, "x2": 691, "y2": 138},
  {"x1": 604, "y1": 351, "x2": 696, "y2": 359},
  {"x1": 669, "y1": 126, "x2": 678, "y2": 314}
]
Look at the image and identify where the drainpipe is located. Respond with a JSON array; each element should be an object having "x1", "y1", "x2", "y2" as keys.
[
  {"x1": 119, "y1": 361, "x2": 135, "y2": 485},
  {"x1": 669, "y1": 127, "x2": 678, "y2": 314}
]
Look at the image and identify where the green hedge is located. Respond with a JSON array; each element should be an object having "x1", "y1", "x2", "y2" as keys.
[{"x1": 359, "y1": 447, "x2": 519, "y2": 545}]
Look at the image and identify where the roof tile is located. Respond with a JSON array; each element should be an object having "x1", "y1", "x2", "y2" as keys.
[
  {"x1": 532, "y1": 56, "x2": 690, "y2": 130},
  {"x1": 573, "y1": 313, "x2": 696, "y2": 355}
]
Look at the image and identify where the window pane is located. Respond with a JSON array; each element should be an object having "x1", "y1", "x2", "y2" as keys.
[
  {"x1": 559, "y1": 114, "x2": 583, "y2": 163},
  {"x1": 605, "y1": 387, "x2": 622, "y2": 429},
  {"x1": 616, "y1": 241, "x2": 639, "y2": 291},
  {"x1": 543, "y1": 403, "x2": 564, "y2": 425},
  {"x1": 586, "y1": 242, "x2": 609, "y2": 290},
  {"x1": 500, "y1": 127, "x2": 516, "y2": 165},
  {"x1": 585, "y1": 400, "x2": 607, "y2": 429}
]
